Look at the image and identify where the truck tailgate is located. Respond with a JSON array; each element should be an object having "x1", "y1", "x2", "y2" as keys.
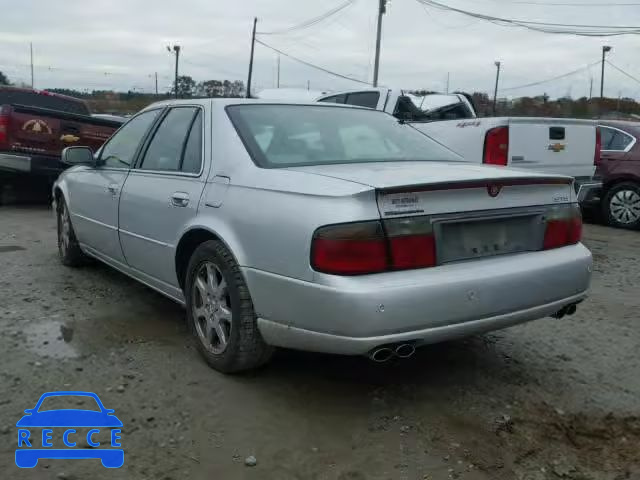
[{"x1": 508, "y1": 118, "x2": 596, "y2": 178}]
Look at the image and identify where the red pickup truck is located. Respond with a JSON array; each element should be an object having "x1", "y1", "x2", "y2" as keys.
[{"x1": 0, "y1": 87, "x2": 122, "y2": 184}]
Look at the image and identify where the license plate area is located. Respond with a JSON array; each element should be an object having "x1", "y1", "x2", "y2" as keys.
[{"x1": 435, "y1": 210, "x2": 545, "y2": 264}]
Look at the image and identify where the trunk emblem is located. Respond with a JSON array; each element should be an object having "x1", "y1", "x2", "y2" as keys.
[
  {"x1": 548, "y1": 143, "x2": 565, "y2": 152},
  {"x1": 487, "y1": 184, "x2": 502, "y2": 197}
]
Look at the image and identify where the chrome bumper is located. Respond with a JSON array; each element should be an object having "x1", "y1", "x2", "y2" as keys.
[
  {"x1": 244, "y1": 243, "x2": 593, "y2": 355},
  {"x1": 0, "y1": 153, "x2": 31, "y2": 172}
]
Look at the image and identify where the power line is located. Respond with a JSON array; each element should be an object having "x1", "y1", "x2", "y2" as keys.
[
  {"x1": 257, "y1": 0, "x2": 356, "y2": 35},
  {"x1": 501, "y1": 61, "x2": 600, "y2": 91},
  {"x1": 255, "y1": 39, "x2": 370, "y2": 85},
  {"x1": 606, "y1": 61, "x2": 640, "y2": 86},
  {"x1": 416, "y1": 0, "x2": 640, "y2": 36}
]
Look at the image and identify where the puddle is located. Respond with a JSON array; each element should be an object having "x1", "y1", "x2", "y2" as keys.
[
  {"x1": 23, "y1": 320, "x2": 79, "y2": 359},
  {"x1": 0, "y1": 245, "x2": 26, "y2": 253}
]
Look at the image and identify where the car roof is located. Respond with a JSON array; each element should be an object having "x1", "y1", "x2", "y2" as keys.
[
  {"x1": 141, "y1": 97, "x2": 374, "y2": 112},
  {"x1": 599, "y1": 120, "x2": 640, "y2": 132}
]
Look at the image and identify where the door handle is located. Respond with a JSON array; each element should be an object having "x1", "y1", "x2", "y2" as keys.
[
  {"x1": 107, "y1": 183, "x2": 119, "y2": 195},
  {"x1": 170, "y1": 192, "x2": 190, "y2": 207}
]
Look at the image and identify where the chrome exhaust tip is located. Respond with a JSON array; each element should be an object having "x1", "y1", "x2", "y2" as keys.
[
  {"x1": 369, "y1": 347, "x2": 395, "y2": 363},
  {"x1": 395, "y1": 343, "x2": 416, "y2": 359}
]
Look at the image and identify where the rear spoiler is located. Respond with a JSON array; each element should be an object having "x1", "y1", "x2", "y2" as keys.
[
  {"x1": 380, "y1": 177, "x2": 573, "y2": 195},
  {"x1": 10, "y1": 103, "x2": 123, "y2": 129}
]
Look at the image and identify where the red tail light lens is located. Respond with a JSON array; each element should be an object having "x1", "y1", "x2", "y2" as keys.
[
  {"x1": 311, "y1": 222, "x2": 388, "y2": 275},
  {"x1": 385, "y1": 216, "x2": 436, "y2": 269},
  {"x1": 594, "y1": 127, "x2": 601, "y2": 166},
  {"x1": 0, "y1": 112, "x2": 8, "y2": 147},
  {"x1": 543, "y1": 204, "x2": 582, "y2": 250},
  {"x1": 483, "y1": 126, "x2": 509, "y2": 166}
]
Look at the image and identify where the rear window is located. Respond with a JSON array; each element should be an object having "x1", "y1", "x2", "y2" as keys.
[
  {"x1": 227, "y1": 104, "x2": 461, "y2": 168},
  {"x1": 0, "y1": 89, "x2": 89, "y2": 115}
]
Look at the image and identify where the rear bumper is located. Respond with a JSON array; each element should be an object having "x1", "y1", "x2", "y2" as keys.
[
  {"x1": 244, "y1": 243, "x2": 593, "y2": 355},
  {"x1": 0, "y1": 152, "x2": 65, "y2": 177}
]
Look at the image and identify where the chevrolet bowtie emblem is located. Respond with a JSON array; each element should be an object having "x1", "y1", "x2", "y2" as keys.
[
  {"x1": 60, "y1": 134, "x2": 80, "y2": 143},
  {"x1": 548, "y1": 143, "x2": 565, "y2": 152}
]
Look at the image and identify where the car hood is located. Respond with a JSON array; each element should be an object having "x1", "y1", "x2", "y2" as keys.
[
  {"x1": 16, "y1": 410, "x2": 123, "y2": 428},
  {"x1": 286, "y1": 161, "x2": 571, "y2": 189}
]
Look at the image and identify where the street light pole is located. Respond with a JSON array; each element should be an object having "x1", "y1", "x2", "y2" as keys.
[
  {"x1": 493, "y1": 61, "x2": 501, "y2": 116},
  {"x1": 372, "y1": 0, "x2": 387, "y2": 87},
  {"x1": 247, "y1": 17, "x2": 257, "y2": 98},
  {"x1": 601, "y1": 45, "x2": 612, "y2": 98},
  {"x1": 167, "y1": 45, "x2": 181, "y2": 99}
]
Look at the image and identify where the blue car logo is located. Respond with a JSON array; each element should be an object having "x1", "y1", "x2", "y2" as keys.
[{"x1": 15, "y1": 391, "x2": 123, "y2": 468}]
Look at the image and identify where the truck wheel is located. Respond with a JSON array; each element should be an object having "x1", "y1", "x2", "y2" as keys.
[
  {"x1": 184, "y1": 240, "x2": 273, "y2": 373},
  {"x1": 603, "y1": 182, "x2": 640, "y2": 230},
  {"x1": 57, "y1": 198, "x2": 87, "y2": 266}
]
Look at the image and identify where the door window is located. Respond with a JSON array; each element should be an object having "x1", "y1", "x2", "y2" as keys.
[
  {"x1": 140, "y1": 107, "x2": 199, "y2": 171},
  {"x1": 601, "y1": 127, "x2": 634, "y2": 151},
  {"x1": 345, "y1": 91, "x2": 380, "y2": 109},
  {"x1": 99, "y1": 109, "x2": 161, "y2": 168},
  {"x1": 181, "y1": 111, "x2": 203, "y2": 174}
]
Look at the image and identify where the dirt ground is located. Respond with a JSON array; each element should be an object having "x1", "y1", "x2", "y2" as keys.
[{"x1": 0, "y1": 206, "x2": 638, "y2": 480}]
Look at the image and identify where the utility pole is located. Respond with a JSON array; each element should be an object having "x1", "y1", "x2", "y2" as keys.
[
  {"x1": 307, "y1": 80, "x2": 310, "y2": 91},
  {"x1": 247, "y1": 17, "x2": 257, "y2": 98},
  {"x1": 167, "y1": 45, "x2": 181, "y2": 99},
  {"x1": 372, "y1": 0, "x2": 387, "y2": 87},
  {"x1": 276, "y1": 54, "x2": 280, "y2": 88},
  {"x1": 446, "y1": 72, "x2": 450, "y2": 94},
  {"x1": 30, "y1": 42, "x2": 34, "y2": 88},
  {"x1": 493, "y1": 61, "x2": 501, "y2": 116},
  {"x1": 601, "y1": 45, "x2": 612, "y2": 98},
  {"x1": 589, "y1": 77, "x2": 593, "y2": 99},
  {"x1": 154, "y1": 72, "x2": 158, "y2": 95}
]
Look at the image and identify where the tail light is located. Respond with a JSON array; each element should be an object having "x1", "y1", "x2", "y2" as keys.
[
  {"x1": 0, "y1": 110, "x2": 8, "y2": 148},
  {"x1": 311, "y1": 222, "x2": 388, "y2": 275},
  {"x1": 311, "y1": 218, "x2": 436, "y2": 275},
  {"x1": 543, "y1": 204, "x2": 582, "y2": 250},
  {"x1": 483, "y1": 126, "x2": 509, "y2": 166},
  {"x1": 594, "y1": 127, "x2": 601, "y2": 166}
]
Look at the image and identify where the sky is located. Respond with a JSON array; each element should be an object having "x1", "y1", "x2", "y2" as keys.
[{"x1": 1, "y1": 0, "x2": 639, "y2": 100}]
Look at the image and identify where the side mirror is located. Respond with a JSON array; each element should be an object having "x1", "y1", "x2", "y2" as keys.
[{"x1": 62, "y1": 146, "x2": 96, "y2": 166}]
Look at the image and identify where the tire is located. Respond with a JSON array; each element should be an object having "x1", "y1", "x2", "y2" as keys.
[
  {"x1": 602, "y1": 182, "x2": 640, "y2": 230},
  {"x1": 56, "y1": 197, "x2": 87, "y2": 266},
  {"x1": 184, "y1": 240, "x2": 273, "y2": 373}
]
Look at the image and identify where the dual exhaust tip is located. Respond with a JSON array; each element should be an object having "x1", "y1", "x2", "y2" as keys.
[
  {"x1": 552, "y1": 302, "x2": 579, "y2": 319},
  {"x1": 369, "y1": 343, "x2": 416, "y2": 363}
]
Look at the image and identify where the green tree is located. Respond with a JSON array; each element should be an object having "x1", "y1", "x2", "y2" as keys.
[
  {"x1": 0, "y1": 71, "x2": 10, "y2": 86},
  {"x1": 171, "y1": 75, "x2": 196, "y2": 98}
]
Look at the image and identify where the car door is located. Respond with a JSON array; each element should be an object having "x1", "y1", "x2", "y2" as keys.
[
  {"x1": 118, "y1": 106, "x2": 206, "y2": 288},
  {"x1": 68, "y1": 109, "x2": 162, "y2": 263}
]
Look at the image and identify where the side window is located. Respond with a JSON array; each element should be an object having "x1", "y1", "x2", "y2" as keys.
[
  {"x1": 345, "y1": 92, "x2": 380, "y2": 109},
  {"x1": 600, "y1": 127, "x2": 615, "y2": 150},
  {"x1": 100, "y1": 109, "x2": 160, "y2": 168},
  {"x1": 608, "y1": 131, "x2": 634, "y2": 151},
  {"x1": 318, "y1": 94, "x2": 346, "y2": 104},
  {"x1": 181, "y1": 110, "x2": 203, "y2": 174},
  {"x1": 140, "y1": 107, "x2": 197, "y2": 171}
]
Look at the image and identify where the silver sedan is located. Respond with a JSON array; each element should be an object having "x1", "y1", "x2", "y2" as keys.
[{"x1": 53, "y1": 99, "x2": 592, "y2": 373}]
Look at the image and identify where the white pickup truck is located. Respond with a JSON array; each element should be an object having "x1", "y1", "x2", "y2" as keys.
[{"x1": 295, "y1": 87, "x2": 600, "y2": 204}]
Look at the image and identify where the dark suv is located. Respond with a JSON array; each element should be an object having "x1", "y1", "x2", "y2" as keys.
[{"x1": 591, "y1": 121, "x2": 640, "y2": 229}]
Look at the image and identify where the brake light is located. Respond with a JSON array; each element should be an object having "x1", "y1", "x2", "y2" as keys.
[
  {"x1": 385, "y1": 216, "x2": 436, "y2": 269},
  {"x1": 483, "y1": 126, "x2": 509, "y2": 166},
  {"x1": 311, "y1": 222, "x2": 387, "y2": 275},
  {"x1": 0, "y1": 111, "x2": 8, "y2": 147},
  {"x1": 594, "y1": 127, "x2": 601, "y2": 166},
  {"x1": 543, "y1": 204, "x2": 582, "y2": 250},
  {"x1": 311, "y1": 218, "x2": 436, "y2": 275}
]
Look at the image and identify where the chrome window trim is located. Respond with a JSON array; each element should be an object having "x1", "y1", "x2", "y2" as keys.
[{"x1": 599, "y1": 125, "x2": 637, "y2": 153}]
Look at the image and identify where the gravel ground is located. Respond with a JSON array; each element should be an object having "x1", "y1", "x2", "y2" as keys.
[{"x1": 0, "y1": 206, "x2": 638, "y2": 480}]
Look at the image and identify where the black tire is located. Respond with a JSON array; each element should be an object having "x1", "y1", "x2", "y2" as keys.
[
  {"x1": 602, "y1": 182, "x2": 640, "y2": 230},
  {"x1": 184, "y1": 240, "x2": 274, "y2": 373},
  {"x1": 56, "y1": 196, "x2": 87, "y2": 267}
]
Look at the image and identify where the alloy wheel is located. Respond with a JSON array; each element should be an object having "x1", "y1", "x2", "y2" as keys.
[{"x1": 610, "y1": 189, "x2": 640, "y2": 224}]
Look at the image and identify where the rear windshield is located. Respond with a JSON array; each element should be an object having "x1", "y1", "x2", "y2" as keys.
[
  {"x1": 0, "y1": 89, "x2": 89, "y2": 115},
  {"x1": 226, "y1": 104, "x2": 461, "y2": 168}
]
